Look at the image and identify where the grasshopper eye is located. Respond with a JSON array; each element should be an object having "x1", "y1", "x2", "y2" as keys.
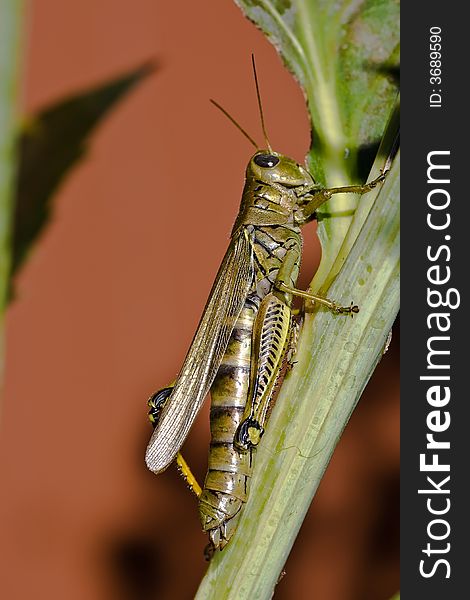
[{"x1": 254, "y1": 154, "x2": 280, "y2": 168}]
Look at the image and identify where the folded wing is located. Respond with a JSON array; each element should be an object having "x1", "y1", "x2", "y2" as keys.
[{"x1": 145, "y1": 227, "x2": 254, "y2": 473}]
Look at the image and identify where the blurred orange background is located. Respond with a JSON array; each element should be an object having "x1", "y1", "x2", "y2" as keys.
[{"x1": 0, "y1": 1, "x2": 399, "y2": 599}]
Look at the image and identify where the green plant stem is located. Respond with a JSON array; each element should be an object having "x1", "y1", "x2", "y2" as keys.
[{"x1": 0, "y1": 0, "x2": 23, "y2": 409}]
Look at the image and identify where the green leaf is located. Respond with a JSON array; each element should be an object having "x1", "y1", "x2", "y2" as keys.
[
  {"x1": 196, "y1": 2, "x2": 399, "y2": 597},
  {"x1": 11, "y1": 62, "x2": 153, "y2": 285},
  {"x1": 236, "y1": 0, "x2": 399, "y2": 281},
  {"x1": 236, "y1": 0, "x2": 399, "y2": 167}
]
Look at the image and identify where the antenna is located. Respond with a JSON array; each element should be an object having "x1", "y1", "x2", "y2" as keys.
[
  {"x1": 210, "y1": 99, "x2": 259, "y2": 150},
  {"x1": 251, "y1": 54, "x2": 272, "y2": 152}
]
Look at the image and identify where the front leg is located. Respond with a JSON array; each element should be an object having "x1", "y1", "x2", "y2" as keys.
[
  {"x1": 296, "y1": 172, "x2": 388, "y2": 225},
  {"x1": 277, "y1": 283, "x2": 359, "y2": 315},
  {"x1": 274, "y1": 246, "x2": 359, "y2": 315}
]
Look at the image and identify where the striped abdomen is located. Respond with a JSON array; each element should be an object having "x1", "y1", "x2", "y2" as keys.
[{"x1": 198, "y1": 304, "x2": 255, "y2": 550}]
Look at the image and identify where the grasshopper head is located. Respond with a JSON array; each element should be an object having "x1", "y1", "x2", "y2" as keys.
[{"x1": 248, "y1": 150, "x2": 314, "y2": 189}]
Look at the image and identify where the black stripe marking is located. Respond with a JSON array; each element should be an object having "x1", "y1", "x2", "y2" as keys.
[
  {"x1": 216, "y1": 363, "x2": 250, "y2": 376},
  {"x1": 210, "y1": 405, "x2": 245, "y2": 419}
]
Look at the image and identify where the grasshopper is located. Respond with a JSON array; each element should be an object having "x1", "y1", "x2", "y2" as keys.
[{"x1": 145, "y1": 58, "x2": 386, "y2": 553}]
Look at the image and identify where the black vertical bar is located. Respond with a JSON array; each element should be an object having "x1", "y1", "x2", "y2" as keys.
[{"x1": 401, "y1": 3, "x2": 468, "y2": 598}]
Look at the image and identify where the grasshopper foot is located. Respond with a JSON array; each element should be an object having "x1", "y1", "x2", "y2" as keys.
[{"x1": 333, "y1": 301, "x2": 359, "y2": 317}]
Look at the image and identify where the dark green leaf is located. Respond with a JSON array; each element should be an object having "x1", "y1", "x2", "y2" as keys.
[{"x1": 11, "y1": 62, "x2": 153, "y2": 285}]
